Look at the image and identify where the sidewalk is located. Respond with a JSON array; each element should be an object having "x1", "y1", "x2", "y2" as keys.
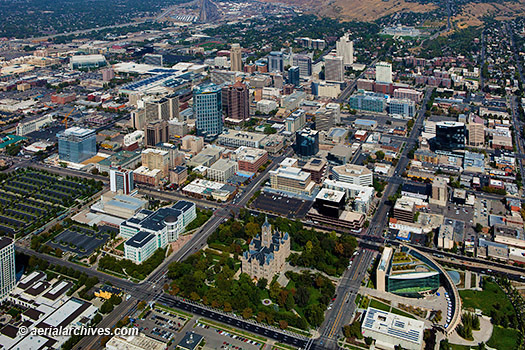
[{"x1": 447, "y1": 315, "x2": 493, "y2": 347}]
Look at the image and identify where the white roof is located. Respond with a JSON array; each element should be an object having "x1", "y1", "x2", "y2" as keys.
[
  {"x1": 316, "y1": 188, "x2": 345, "y2": 202},
  {"x1": 363, "y1": 307, "x2": 424, "y2": 345},
  {"x1": 42, "y1": 298, "x2": 84, "y2": 327}
]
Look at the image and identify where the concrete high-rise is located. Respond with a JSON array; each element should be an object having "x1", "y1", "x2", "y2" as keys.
[
  {"x1": 57, "y1": 127, "x2": 97, "y2": 163},
  {"x1": 194, "y1": 84, "x2": 223, "y2": 138},
  {"x1": 336, "y1": 33, "x2": 354, "y2": 66},
  {"x1": 292, "y1": 54, "x2": 312, "y2": 77},
  {"x1": 145, "y1": 96, "x2": 179, "y2": 122},
  {"x1": 222, "y1": 81, "x2": 249, "y2": 123},
  {"x1": 268, "y1": 52, "x2": 284, "y2": 73},
  {"x1": 144, "y1": 120, "x2": 169, "y2": 146},
  {"x1": 110, "y1": 168, "x2": 134, "y2": 194},
  {"x1": 324, "y1": 53, "x2": 344, "y2": 83},
  {"x1": 230, "y1": 43, "x2": 242, "y2": 72},
  {"x1": 376, "y1": 61, "x2": 393, "y2": 84},
  {"x1": 0, "y1": 237, "x2": 15, "y2": 301}
]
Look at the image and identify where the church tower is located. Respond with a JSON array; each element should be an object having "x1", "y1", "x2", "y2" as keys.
[{"x1": 261, "y1": 216, "x2": 272, "y2": 247}]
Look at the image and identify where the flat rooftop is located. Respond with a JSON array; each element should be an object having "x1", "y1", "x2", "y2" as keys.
[{"x1": 363, "y1": 307, "x2": 424, "y2": 345}]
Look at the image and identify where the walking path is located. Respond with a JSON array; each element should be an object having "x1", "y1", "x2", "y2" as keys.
[{"x1": 447, "y1": 315, "x2": 493, "y2": 346}]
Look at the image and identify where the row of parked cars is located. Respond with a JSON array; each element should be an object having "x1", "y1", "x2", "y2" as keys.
[{"x1": 196, "y1": 322, "x2": 261, "y2": 348}]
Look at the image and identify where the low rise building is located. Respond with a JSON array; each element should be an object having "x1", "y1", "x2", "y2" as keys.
[
  {"x1": 331, "y1": 164, "x2": 373, "y2": 186},
  {"x1": 121, "y1": 202, "x2": 197, "y2": 263},
  {"x1": 234, "y1": 146, "x2": 268, "y2": 173},
  {"x1": 207, "y1": 159, "x2": 238, "y2": 182},
  {"x1": 169, "y1": 166, "x2": 188, "y2": 186},
  {"x1": 181, "y1": 135, "x2": 204, "y2": 155},
  {"x1": 91, "y1": 193, "x2": 147, "y2": 219},
  {"x1": 106, "y1": 334, "x2": 165, "y2": 350},
  {"x1": 133, "y1": 166, "x2": 162, "y2": 187},
  {"x1": 269, "y1": 165, "x2": 315, "y2": 195},
  {"x1": 322, "y1": 179, "x2": 374, "y2": 214},
  {"x1": 217, "y1": 130, "x2": 267, "y2": 148},
  {"x1": 362, "y1": 307, "x2": 425, "y2": 350},
  {"x1": 302, "y1": 158, "x2": 327, "y2": 183}
]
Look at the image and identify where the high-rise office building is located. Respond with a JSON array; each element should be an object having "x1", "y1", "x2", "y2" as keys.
[
  {"x1": 194, "y1": 84, "x2": 223, "y2": 138},
  {"x1": 324, "y1": 53, "x2": 344, "y2": 83},
  {"x1": 144, "y1": 120, "x2": 169, "y2": 146},
  {"x1": 144, "y1": 53, "x2": 163, "y2": 66},
  {"x1": 467, "y1": 123, "x2": 484, "y2": 147},
  {"x1": 376, "y1": 61, "x2": 393, "y2": 84},
  {"x1": 141, "y1": 148, "x2": 170, "y2": 176},
  {"x1": 222, "y1": 81, "x2": 249, "y2": 123},
  {"x1": 292, "y1": 54, "x2": 312, "y2": 77},
  {"x1": 145, "y1": 99, "x2": 169, "y2": 121},
  {"x1": 268, "y1": 52, "x2": 284, "y2": 73},
  {"x1": 230, "y1": 43, "x2": 242, "y2": 72},
  {"x1": 288, "y1": 66, "x2": 300, "y2": 87},
  {"x1": 102, "y1": 68, "x2": 115, "y2": 82},
  {"x1": 0, "y1": 237, "x2": 15, "y2": 301},
  {"x1": 57, "y1": 127, "x2": 97, "y2": 163},
  {"x1": 110, "y1": 168, "x2": 134, "y2": 194},
  {"x1": 145, "y1": 96, "x2": 179, "y2": 122},
  {"x1": 336, "y1": 33, "x2": 354, "y2": 66},
  {"x1": 434, "y1": 121, "x2": 466, "y2": 150},
  {"x1": 294, "y1": 128, "x2": 319, "y2": 157}
]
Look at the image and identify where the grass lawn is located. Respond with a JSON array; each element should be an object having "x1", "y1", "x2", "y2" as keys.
[
  {"x1": 390, "y1": 307, "x2": 417, "y2": 319},
  {"x1": 487, "y1": 326, "x2": 520, "y2": 350},
  {"x1": 459, "y1": 280, "x2": 515, "y2": 318},
  {"x1": 285, "y1": 280, "x2": 296, "y2": 291},
  {"x1": 116, "y1": 242, "x2": 124, "y2": 251},
  {"x1": 449, "y1": 344, "x2": 475, "y2": 350},
  {"x1": 470, "y1": 273, "x2": 477, "y2": 288},
  {"x1": 369, "y1": 299, "x2": 390, "y2": 312}
]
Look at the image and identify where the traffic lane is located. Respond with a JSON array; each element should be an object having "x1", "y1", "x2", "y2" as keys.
[{"x1": 156, "y1": 295, "x2": 308, "y2": 348}]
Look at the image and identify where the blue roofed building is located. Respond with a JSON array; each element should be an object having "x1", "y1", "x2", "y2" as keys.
[
  {"x1": 241, "y1": 217, "x2": 290, "y2": 281},
  {"x1": 124, "y1": 231, "x2": 158, "y2": 263},
  {"x1": 121, "y1": 201, "x2": 197, "y2": 263}
]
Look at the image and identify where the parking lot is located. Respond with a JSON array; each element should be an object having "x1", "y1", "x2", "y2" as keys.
[
  {"x1": 47, "y1": 225, "x2": 109, "y2": 257},
  {"x1": 251, "y1": 192, "x2": 313, "y2": 218},
  {"x1": 136, "y1": 308, "x2": 190, "y2": 344},
  {"x1": 194, "y1": 321, "x2": 264, "y2": 350}
]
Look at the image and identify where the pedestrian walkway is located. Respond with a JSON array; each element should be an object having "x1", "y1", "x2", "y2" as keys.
[{"x1": 447, "y1": 315, "x2": 493, "y2": 347}]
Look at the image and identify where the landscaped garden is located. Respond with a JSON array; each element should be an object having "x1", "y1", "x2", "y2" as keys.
[
  {"x1": 0, "y1": 168, "x2": 102, "y2": 237},
  {"x1": 162, "y1": 211, "x2": 351, "y2": 332},
  {"x1": 459, "y1": 278, "x2": 518, "y2": 328}
]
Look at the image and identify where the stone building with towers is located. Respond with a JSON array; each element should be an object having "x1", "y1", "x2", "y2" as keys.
[{"x1": 241, "y1": 218, "x2": 290, "y2": 281}]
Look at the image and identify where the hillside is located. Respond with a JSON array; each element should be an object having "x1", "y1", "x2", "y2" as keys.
[{"x1": 262, "y1": 0, "x2": 525, "y2": 25}]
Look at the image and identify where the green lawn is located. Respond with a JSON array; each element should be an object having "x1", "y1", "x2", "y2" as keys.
[
  {"x1": 449, "y1": 344, "x2": 475, "y2": 350},
  {"x1": 470, "y1": 273, "x2": 477, "y2": 289},
  {"x1": 459, "y1": 280, "x2": 515, "y2": 318},
  {"x1": 487, "y1": 326, "x2": 521, "y2": 350},
  {"x1": 390, "y1": 307, "x2": 417, "y2": 319},
  {"x1": 115, "y1": 242, "x2": 124, "y2": 251},
  {"x1": 369, "y1": 299, "x2": 390, "y2": 312}
]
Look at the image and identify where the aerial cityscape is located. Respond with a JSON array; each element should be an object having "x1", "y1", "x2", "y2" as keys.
[{"x1": 0, "y1": 0, "x2": 524, "y2": 350}]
